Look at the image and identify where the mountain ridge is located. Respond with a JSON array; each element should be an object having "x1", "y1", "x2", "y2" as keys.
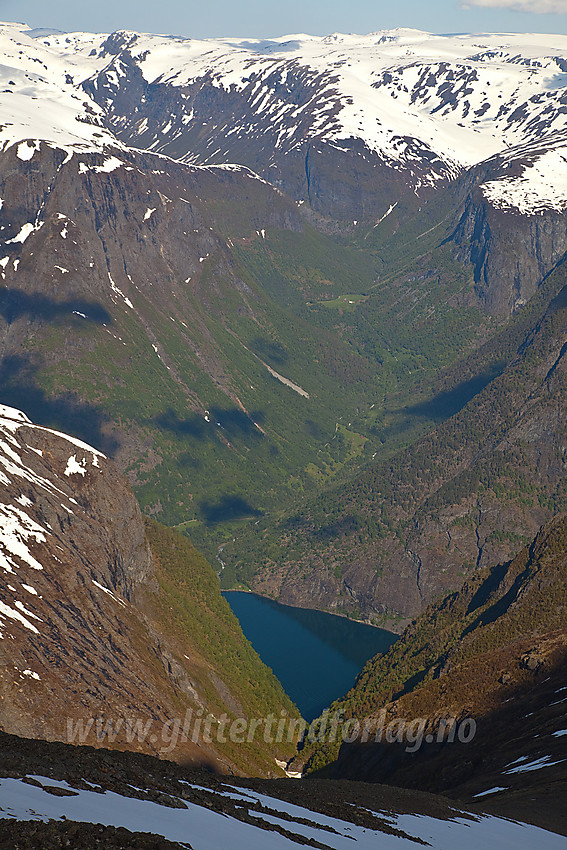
[
  {"x1": 298, "y1": 514, "x2": 567, "y2": 833},
  {"x1": 0, "y1": 404, "x2": 297, "y2": 776}
]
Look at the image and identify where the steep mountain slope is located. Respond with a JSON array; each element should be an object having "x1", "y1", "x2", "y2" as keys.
[
  {"x1": 4, "y1": 21, "x2": 567, "y2": 609},
  {"x1": 0, "y1": 404, "x2": 296, "y2": 775},
  {"x1": 449, "y1": 130, "x2": 567, "y2": 314},
  {"x1": 0, "y1": 22, "x2": 500, "y2": 550},
  {"x1": 42, "y1": 28, "x2": 567, "y2": 223},
  {"x1": 0, "y1": 135, "x2": 378, "y2": 534},
  {"x1": 223, "y1": 270, "x2": 567, "y2": 624},
  {"x1": 70, "y1": 25, "x2": 567, "y2": 318},
  {"x1": 0, "y1": 729, "x2": 565, "y2": 847},
  {"x1": 301, "y1": 515, "x2": 567, "y2": 833}
]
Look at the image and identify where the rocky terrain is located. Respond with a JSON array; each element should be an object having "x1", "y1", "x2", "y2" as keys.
[
  {"x1": 300, "y1": 514, "x2": 567, "y2": 835},
  {"x1": 0, "y1": 404, "x2": 296, "y2": 775},
  {"x1": 0, "y1": 729, "x2": 565, "y2": 847},
  {"x1": 447, "y1": 130, "x2": 567, "y2": 314}
]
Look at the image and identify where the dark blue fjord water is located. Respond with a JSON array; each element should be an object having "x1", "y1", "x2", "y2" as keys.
[{"x1": 223, "y1": 592, "x2": 397, "y2": 721}]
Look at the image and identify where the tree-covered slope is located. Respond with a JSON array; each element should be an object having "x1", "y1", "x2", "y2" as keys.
[
  {"x1": 222, "y1": 266, "x2": 567, "y2": 623},
  {"x1": 301, "y1": 514, "x2": 567, "y2": 783},
  {"x1": 143, "y1": 519, "x2": 299, "y2": 774}
]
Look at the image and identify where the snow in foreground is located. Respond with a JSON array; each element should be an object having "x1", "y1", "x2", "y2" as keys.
[{"x1": 0, "y1": 775, "x2": 565, "y2": 849}]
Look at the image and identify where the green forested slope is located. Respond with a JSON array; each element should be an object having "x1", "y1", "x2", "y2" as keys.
[
  {"x1": 144, "y1": 519, "x2": 299, "y2": 774},
  {"x1": 223, "y1": 267, "x2": 567, "y2": 620},
  {"x1": 303, "y1": 513, "x2": 567, "y2": 774}
]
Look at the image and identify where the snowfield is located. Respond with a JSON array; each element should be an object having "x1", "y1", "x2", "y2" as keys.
[
  {"x1": 0, "y1": 774, "x2": 566, "y2": 849},
  {"x1": 1, "y1": 23, "x2": 567, "y2": 212},
  {"x1": 0, "y1": 23, "x2": 122, "y2": 154},
  {"x1": 481, "y1": 132, "x2": 567, "y2": 214}
]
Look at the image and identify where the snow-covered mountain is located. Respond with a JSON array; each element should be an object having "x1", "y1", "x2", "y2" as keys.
[
  {"x1": 27, "y1": 25, "x2": 567, "y2": 216},
  {"x1": 2, "y1": 23, "x2": 567, "y2": 219},
  {"x1": 0, "y1": 23, "x2": 121, "y2": 154}
]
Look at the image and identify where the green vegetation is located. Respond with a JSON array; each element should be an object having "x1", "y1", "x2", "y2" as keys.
[
  {"x1": 223, "y1": 259, "x2": 567, "y2": 596},
  {"x1": 7, "y1": 176, "x2": 497, "y2": 567},
  {"x1": 304, "y1": 514, "x2": 567, "y2": 773},
  {"x1": 144, "y1": 519, "x2": 299, "y2": 772},
  {"x1": 318, "y1": 293, "x2": 368, "y2": 310}
]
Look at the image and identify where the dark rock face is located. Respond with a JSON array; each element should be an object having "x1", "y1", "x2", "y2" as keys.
[
  {"x1": 0, "y1": 141, "x2": 301, "y2": 317},
  {"x1": 83, "y1": 46, "x2": 448, "y2": 225},
  {"x1": 0, "y1": 405, "x2": 162, "y2": 746},
  {"x1": 0, "y1": 406, "x2": 293, "y2": 774},
  {"x1": 305, "y1": 516, "x2": 567, "y2": 839},
  {"x1": 451, "y1": 188, "x2": 567, "y2": 316}
]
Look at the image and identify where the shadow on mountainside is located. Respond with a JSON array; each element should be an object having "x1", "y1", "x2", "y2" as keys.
[
  {"x1": 314, "y1": 651, "x2": 567, "y2": 836},
  {"x1": 0, "y1": 289, "x2": 112, "y2": 325},
  {"x1": 0, "y1": 354, "x2": 119, "y2": 455},
  {"x1": 250, "y1": 336, "x2": 289, "y2": 367},
  {"x1": 199, "y1": 494, "x2": 263, "y2": 525},
  {"x1": 155, "y1": 407, "x2": 265, "y2": 443},
  {"x1": 405, "y1": 367, "x2": 504, "y2": 423}
]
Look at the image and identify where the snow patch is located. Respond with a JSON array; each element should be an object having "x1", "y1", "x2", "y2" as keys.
[
  {"x1": 91, "y1": 579, "x2": 126, "y2": 607},
  {"x1": 64, "y1": 455, "x2": 86, "y2": 477},
  {"x1": 472, "y1": 787, "x2": 508, "y2": 798},
  {"x1": 503, "y1": 754, "x2": 566, "y2": 774},
  {"x1": 16, "y1": 140, "x2": 40, "y2": 161},
  {"x1": 6, "y1": 222, "x2": 43, "y2": 245},
  {"x1": 108, "y1": 272, "x2": 134, "y2": 309},
  {"x1": 79, "y1": 156, "x2": 123, "y2": 174},
  {"x1": 0, "y1": 774, "x2": 566, "y2": 849},
  {"x1": 0, "y1": 600, "x2": 40, "y2": 634},
  {"x1": 482, "y1": 145, "x2": 567, "y2": 215},
  {"x1": 22, "y1": 669, "x2": 40, "y2": 680},
  {"x1": 0, "y1": 503, "x2": 48, "y2": 573}
]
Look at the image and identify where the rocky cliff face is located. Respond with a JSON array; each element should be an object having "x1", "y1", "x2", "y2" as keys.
[
  {"x1": 0, "y1": 405, "x2": 295, "y2": 775},
  {"x1": 85, "y1": 55, "x2": 430, "y2": 225},
  {"x1": 58, "y1": 27, "x2": 567, "y2": 229},
  {"x1": 0, "y1": 403, "x2": 153, "y2": 742},
  {"x1": 302, "y1": 516, "x2": 567, "y2": 831},
  {"x1": 449, "y1": 134, "x2": 567, "y2": 315}
]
